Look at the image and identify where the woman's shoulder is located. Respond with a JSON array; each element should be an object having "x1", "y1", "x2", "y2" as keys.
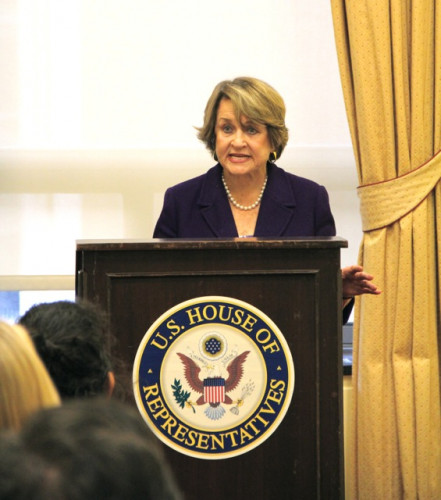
[{"x1": 270, "y1": 163, "x2": 328, "y2": 193}]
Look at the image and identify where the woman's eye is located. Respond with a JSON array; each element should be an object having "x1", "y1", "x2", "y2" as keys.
[
  {"x1": 247, "y1": 127, "x2": 257, "y2": 134},
  {"x1": 223, "y1": 125, "x2": 233, "y2": 133}
]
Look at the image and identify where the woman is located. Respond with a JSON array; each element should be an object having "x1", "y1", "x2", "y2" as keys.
[
  {"x1": 153, "y1": 76, "x2": 380, "y2": 300},
  {"x1": 0, "y1": 321, "x2": 60, "y2": 431}
]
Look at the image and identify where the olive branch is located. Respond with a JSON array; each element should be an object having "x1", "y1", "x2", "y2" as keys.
[{"x1": 171, "y1": 379, "x2": 195, "y2": 413}]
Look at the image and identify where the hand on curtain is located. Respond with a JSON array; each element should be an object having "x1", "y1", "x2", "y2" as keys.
[{"x1": 342, "y1": 265, "x2": 382, "y2": 300}]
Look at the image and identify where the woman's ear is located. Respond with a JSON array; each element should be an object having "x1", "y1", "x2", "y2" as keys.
[{"x1": 105, "y1": 371, "x2": 115, "y2": 398}]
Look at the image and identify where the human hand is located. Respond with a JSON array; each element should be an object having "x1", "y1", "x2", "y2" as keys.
[{"x1": 341, "y1": 265, "x2": 382, "y2": 298}]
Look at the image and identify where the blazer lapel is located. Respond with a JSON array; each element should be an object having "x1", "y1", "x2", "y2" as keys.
[
  {"x1": 255, "y1": 164, "x2": 296, "y2": 236},
  {"x1": 198, "y1": 165, "x2": 237, "y2": 237}
]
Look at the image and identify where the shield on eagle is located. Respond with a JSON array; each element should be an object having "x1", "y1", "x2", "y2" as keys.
[{"x1": 203, "y1": 377, "x2": 225, "y2": 404}]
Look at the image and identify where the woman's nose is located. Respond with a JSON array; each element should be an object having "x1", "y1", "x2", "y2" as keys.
[{"x1": 231, "y1": 130, "x2": 246, "y2": 146}]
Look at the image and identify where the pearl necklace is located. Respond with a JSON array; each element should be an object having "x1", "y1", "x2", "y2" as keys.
[{"x1": 222, "y1": 174, "x2": 268, "y2": 211}]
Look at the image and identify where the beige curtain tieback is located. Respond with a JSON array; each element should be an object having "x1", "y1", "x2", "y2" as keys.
[{"x1": 358, "y1": 150, "x2": 441, "y2": 232}]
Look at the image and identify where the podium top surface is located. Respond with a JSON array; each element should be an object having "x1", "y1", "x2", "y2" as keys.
[{"x1": 76, "y1": 237, "x2": 348, "y2": 252}]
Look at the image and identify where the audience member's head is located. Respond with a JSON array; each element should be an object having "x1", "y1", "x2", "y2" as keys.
[
  {"x1": 0, "y1": 321, "x2": 60, "y2": 431},
  {"x1": 0, "y1": 433, "x2": 61, "y2": 500},
  {"x1": 19, "y1": 300, "x2": 128, "y2": 400},
  {"x1": 0, "y1": 398, "x2": 182, "y2": 500}
]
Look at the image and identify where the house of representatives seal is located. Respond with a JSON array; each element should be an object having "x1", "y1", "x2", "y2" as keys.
[{"x1": 133, "y1": 296, "x2": 295, "y2": 459}]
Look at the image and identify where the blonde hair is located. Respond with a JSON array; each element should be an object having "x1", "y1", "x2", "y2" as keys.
[
  {"x1": 0, "y1": 321, "x2": 61, "y2": 431},
  {"x1": 196, "y1": 76, "x2": 289, "y2": 159}
]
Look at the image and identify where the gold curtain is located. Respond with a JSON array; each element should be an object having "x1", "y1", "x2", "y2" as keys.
[{"x1": 331, "y1": 1, "x2": 441, "y2": 498}]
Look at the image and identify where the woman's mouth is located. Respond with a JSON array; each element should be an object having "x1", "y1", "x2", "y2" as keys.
[{"x1": 229, "y1": 153, "x2": 250, "y2": 162}]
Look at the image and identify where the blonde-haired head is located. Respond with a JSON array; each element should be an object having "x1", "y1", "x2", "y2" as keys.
[
  {"x1": 197, "y1": 76, "x2": 289, "y2": 160},
  {"x1": 0, "y1": 321, "x2": 61, "y2": 431}
]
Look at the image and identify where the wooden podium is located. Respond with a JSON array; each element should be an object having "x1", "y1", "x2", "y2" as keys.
[{"x1": 75, "y1": 237, "x2": 346, "y2": 500}]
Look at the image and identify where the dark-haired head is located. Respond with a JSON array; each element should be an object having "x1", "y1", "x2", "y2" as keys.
[
  {"x1": 0, "y1": 399, "x2": 182, "y2": 500},
  {"x1": 19, "y1": 300, "x2": 128, "y2": 400}
]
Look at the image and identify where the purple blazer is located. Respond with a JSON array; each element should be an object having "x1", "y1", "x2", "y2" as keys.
[
  {"x1": 153, "y1": 163, "x2": 353, "y2": 322},
  {"x1": 153, "y1": 163, "x2": 336, "y2": 238}
]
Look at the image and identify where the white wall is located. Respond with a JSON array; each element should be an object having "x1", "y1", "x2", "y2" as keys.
[{"x1": 0, "y1": 0, "x2": 362, "y2": 289}]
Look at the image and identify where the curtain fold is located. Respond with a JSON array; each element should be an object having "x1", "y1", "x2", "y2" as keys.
[{"x1": 331, "y1": 1, "x2": 441, "y2": 498}]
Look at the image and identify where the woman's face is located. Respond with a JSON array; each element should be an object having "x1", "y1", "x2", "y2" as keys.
[{"x1": 214, "y1": 98, "x2": 272, "y2": 177}]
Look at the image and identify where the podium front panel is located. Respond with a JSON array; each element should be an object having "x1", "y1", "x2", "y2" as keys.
[{"x1": 76, "y1": 238, "x2": 346, "y2": 500}]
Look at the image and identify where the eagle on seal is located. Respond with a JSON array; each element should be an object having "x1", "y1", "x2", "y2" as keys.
[{"x1": 177, "y1": 351, "x2": 250, "y2": 420}]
